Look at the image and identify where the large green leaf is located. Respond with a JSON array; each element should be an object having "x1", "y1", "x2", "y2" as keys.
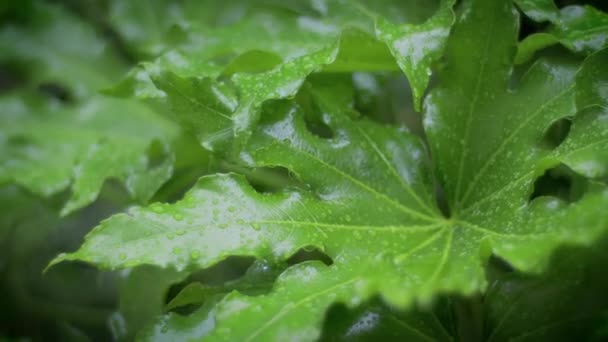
[
  {"x1": 50, "y1": 0, "x2": 608, "y2": 340},
  {"x1": 110, "y1": 0, "x2": 455, "y2": 151},
  {"x1": 0, "y1": 3, "x2": 179, "y2": 214}
]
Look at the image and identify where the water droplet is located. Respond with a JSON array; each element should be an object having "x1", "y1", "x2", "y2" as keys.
[
  {"x1": 219, "y1": 223, "x2": 228, "y2": 229},
  {"x1": 251, "y1": 223, "x2": 261, "y2": 231},
  {"x1": 228, "y1": 206, "x2": 236, "y2": 213},
  {"x1": 173, "y1": 213, "x2": 184, "y2": 221},
  {"x1": 172, "y1": 247, "x2": 182, "y2": 254},
  {"x1": 166, "y1": 233, "x2": 174, "y2": 240},
  {"x1": 236, "y1": 218, "x2": 245, "y2": 225},
  {"x1": 345, "y1": 214, "x2": 352, "y2": 222},
  {"x1": 119, "y1": 253, "x2": 127, "y2": 260},
  {"x1": 212, "y1": 199, "x2": 219, "y2": 205},
  {"x1": 176, "y1": 230, "x2": 186, "y2": 236},
  {"x1": 190, "y1": 251, "x2": 200, "y2": 259}
]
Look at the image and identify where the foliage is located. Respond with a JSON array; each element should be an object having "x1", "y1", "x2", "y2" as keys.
[{"x1": 1, "y1": 0, "x2": 607, "y2": 341}]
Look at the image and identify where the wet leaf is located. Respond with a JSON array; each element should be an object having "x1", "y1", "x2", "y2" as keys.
[
  {"x1": 35, "y1": 0, "x2": 608, "y2": 341},
  {"x1": 516, "y1": 2, "x2": 608, "y2": 63},
  {"x1": 108, "y1": 0, "x2": 456, "y2": 150}
]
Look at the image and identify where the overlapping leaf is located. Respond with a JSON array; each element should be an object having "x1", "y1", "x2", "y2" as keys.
[
  {"x1": 0, "y1": 3, "x2": 179, "y2": 214},
  {"x1": 110, "y1": 0, "x2": 455, "y2": 152},
  {"x1": 484, "y1": 238, "x2": 608, "y2": 341},
  {"x1": 515, "y1": 0, "x2": 608, "y2": 63},
  {"x1": 50, "y1": 0, "x2": 608, "y2": 340}
]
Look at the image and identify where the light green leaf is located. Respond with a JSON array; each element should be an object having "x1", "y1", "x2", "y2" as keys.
[
  {"x1": 376, "y1": 0, "x2": 455, "y2": 111},
  {"x1": 514, "y1": 33, "x2": 559, "y2": 64}
]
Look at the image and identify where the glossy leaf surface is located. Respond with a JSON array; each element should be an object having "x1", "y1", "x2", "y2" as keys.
[
  {"x1": 516, "y1": 2, "x2": 608, "y2": 63},
  {"x1": 110, "y1": 0, "x2": 456, "y2": 151},
  {"x1": 38, "y1": 0, "x2": 608, "y2": 341}
]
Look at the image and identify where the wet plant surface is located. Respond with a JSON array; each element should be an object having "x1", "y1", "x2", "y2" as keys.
[{"x1": 1, "y1": 0, "x2": 607, "y2": 341}]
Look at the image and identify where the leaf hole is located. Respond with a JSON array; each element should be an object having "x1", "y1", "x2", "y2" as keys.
[
  {"x1": 516, "y1": 6, "x2": 549, "y2": 41},
  {"x1": 38, "y1": 82, "x2": 73, "y2": 103},
  {"x1": 245, "y1": 166, "x2": 307, "y2": 194},
  {"x1": 529, "y1": 164, "x2": 587, "y2": 204},
  {"x1": 186, "y1": 256, "x2": 256, "y2": 286},
  {"x1": 541, "y1": 118, "x2": 571, "y2": 149},
  {"x1": 165, "y1": 256, "x2": 256, "y2": 310},
  {"x1": 304, "y1": 112, "x2": 334, "y2": 139},
  {"x1": 287, "y1": 246, "x2": 333, "y2": 266}
]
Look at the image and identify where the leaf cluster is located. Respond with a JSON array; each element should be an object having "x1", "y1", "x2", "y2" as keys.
[{"x1": 1, "y1": 0, "x2": 607, "y2": 341}]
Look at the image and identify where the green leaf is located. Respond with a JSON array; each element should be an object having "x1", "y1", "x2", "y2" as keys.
[
  {"x1": 110, "y1": 0, "x2": 455, "y2": 150},
  {"x1": 0, "y1": 2, "x2": 123, "y2": 96},
  {"x1": 425, "y1": 0, "x2": 608, "y2": 269},
  {"x1": 165, "y1": 259, "x2": 282, "y2": 311},
  {"x1": 558, "y1": 49, "x2": 608, "y2": 179},
  {"x1": 320, "y1": 299, "x2": 453, "y2": 341},
  {"x1": 50, "y1": 0, "x2": 608, "y2": 340},
  {"x1": 376, "y1": 0, "x2": 455, "y2": 110},
  {"x1": 0, "y1": 3, "x2": 179, "y2": 214},
  {"x1": 0, "y1": 94, "x2": 177, "y2": 215},
  {"x1": 109, "y1": 266, "x2": 185, "y2": 341},
  {"x1": 484, "y1": 239, "x2": 608, "y2": 341},
  {"x1": 515, "y1": 0, "x2": 559, "y2": 22},
  {"x1": 516, "y1": 3, "x2": 608, "y2": 63}
]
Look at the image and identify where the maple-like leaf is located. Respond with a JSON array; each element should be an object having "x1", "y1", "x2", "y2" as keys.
[{"x1": 50, "y1": 0, "x2": 608, "y2": 340}]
